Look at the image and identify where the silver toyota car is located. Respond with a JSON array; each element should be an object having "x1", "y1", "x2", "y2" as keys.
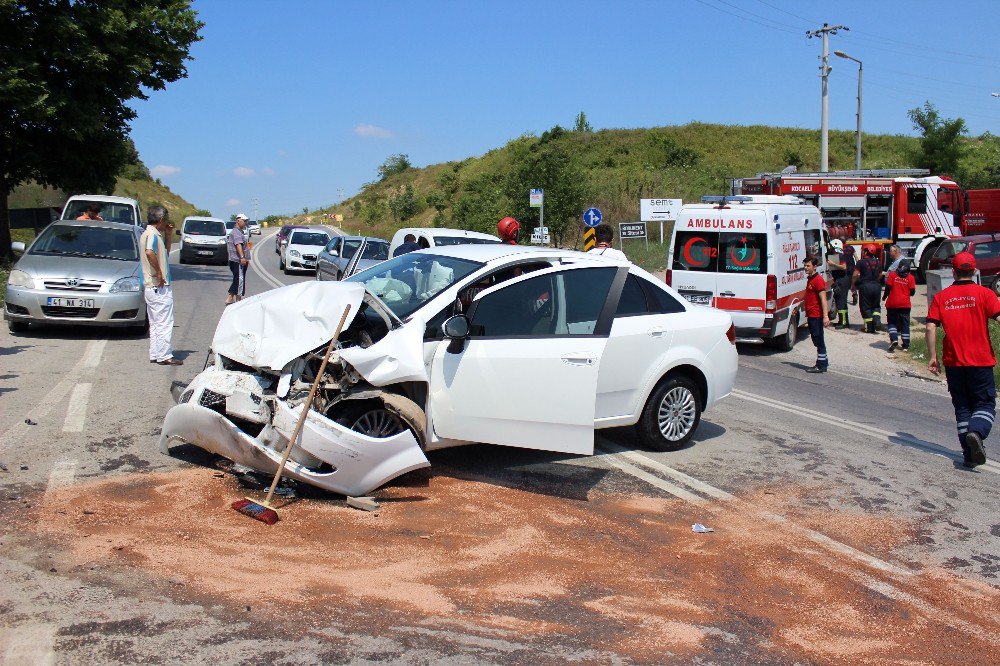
[{"x1": 5, "y1": 221, "x2": 147, "y2": 333}]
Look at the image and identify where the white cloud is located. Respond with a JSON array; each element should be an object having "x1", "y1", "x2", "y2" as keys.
[
  {"x1": 232, "y1": 166, "x2": 256, "y2": 178},
  {"x1": 150, "y1": 164, "x2": 181, "y2": 178},
  {"x1": 354, "y1": 124, "x2": 393, "y2": 139},
  {"x1": 226, "y1": 198, "x2": 241, "y2": 207},
  {"x1": 262, "y1": 167, "x2": 276, "y2": 176}
]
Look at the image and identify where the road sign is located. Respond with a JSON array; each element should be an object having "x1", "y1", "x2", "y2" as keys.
[
  {"x1": 619, "y1": 222, "x2": 647, "y2": 239},
  {"x1": 640, "y1": 198, "x2": 682, "y2": 222},
  {"x1": 583, "y1": 207, "x2": 603, "y2": 227},
  {"x1": 530, "y1": 226, "x2": 550, "y2": 244},
  {"x1": 529, "y1": 189, "x2": 543, "y2": 208},
  {"x1": 583, "y1": 227, "x2": 596, "y2": 251}
]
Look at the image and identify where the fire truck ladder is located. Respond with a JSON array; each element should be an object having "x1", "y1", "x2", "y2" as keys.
[{"x1": 751, "y1": 168, "x2": 930, "y2": 179}]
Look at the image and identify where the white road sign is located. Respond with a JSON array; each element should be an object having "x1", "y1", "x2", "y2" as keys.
[
  {"x1": 640, "y1": 198, "x2": 682, "y2": 222},
  {"x1": 530, "y1": 189, "x2": 543, "y2": 208}
]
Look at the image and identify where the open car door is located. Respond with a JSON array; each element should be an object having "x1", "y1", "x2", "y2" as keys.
[{"x1": 429, "y1": 263, "x2": 622, "y2": 455}]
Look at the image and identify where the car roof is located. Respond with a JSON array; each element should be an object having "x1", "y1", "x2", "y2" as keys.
[
  {"x1": 66, "y1": 195, "x2": 137, "y2": 205},
  {"x1": 338, "y1": 235, "x2": 388, "y2": 243},
  {"x1": 410, "y1": 243, "x2": 630, "y2": 266},
  {"x1": 183, "y1": 216, "x2": 225, "y2": 223},
  {"x1": 943, "y1": 234, "x2": 1000, "y2": 243},
  {"x1": 49, "y1": 220, "x2": 139, "y2": 232},
  {"x1": 395, "y1": 227, "x2": 501, "y2": 241}
]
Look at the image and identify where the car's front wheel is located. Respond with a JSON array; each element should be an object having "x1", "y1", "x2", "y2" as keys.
[
  {"x1": 8, "y1": 320, "x2": 28, "y2": 334},
  {"x1": 636, "y1": 375, "x2": 702, "y2": 451}
]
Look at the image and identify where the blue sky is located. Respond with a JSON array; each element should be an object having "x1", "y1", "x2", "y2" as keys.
[{"x1": 129, "y1": 0, "x2": 1000, "y2": 218}]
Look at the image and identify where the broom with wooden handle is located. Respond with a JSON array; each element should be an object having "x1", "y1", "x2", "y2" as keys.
[{"x1": 232, "y1": 304, "x2": 352, "y2": 525}]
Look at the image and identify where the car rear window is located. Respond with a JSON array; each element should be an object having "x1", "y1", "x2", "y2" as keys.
[
  {"x1": 184, "y1": 220, "x2": 225, "y2": 236},
  {"x1": 63, "y1": 201, "x2": 136, "y2": 224},
  {"x1": 673, "y1": 231, "x2": 766, "y2": 275},
  {"x1": 361, "y1": 241, "x2": 389, "y2": 261},
  {"x1": 432, "y1": 236, "x2": 501, "y2": 246},
  {"x1": 290, "y1": 232, "x2": 331, "y2": 246},
  {"x1": 672, "y1": 231, "x2": 719, "y2": 272}
]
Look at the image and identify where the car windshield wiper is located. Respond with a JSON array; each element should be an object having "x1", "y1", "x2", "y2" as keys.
[{"x1": 89, "y1": 254, "x2": 133, "y2": 261}]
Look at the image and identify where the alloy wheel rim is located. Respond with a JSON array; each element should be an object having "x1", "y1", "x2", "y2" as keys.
[
  {"x1": 352, "y1": 409, "x2": 404, "y2": 438},
  {"x1": 657, "y1": 387, "x2": 696, "y2": 441}
]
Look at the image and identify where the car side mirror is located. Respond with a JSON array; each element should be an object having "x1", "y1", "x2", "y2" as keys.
[
  {"x1": 443, "y1": 314, "x2": 470, "y2": 353},
  {"x1": 11, "y1": 241, "x2": 25, "y2": 253},
  {"x1": 174, "y1": 229, "x2": 181, "y2": 237},
  {"x1": 329, "y1": 248, "x2": 339, "y2": 257}
]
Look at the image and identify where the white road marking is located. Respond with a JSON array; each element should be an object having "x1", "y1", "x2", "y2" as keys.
[
  {"x1": 81, "y1": 337, "x2": 106, "y2": 369},
  {"x1": 249, "y1": 232, "x2": 285, "y2": 290},
  {"x1": 62, "y1": 384, "x2": 92, "y2": 433},
  {"x1": 0, "y1": 337, "x2": 106, "y2": 454},
  {"x1": 45, "y1": 459, "x2": 77, "y2": 495},
  {"x1": 732, "y1": 389, "x2": 1000, "y2": 475},
  {"x1": 1, "y1": 623, "x2": 56, "y2": 665},
  {"x1": 602, "y1": 454, "x2": 707, "y2": 503}
]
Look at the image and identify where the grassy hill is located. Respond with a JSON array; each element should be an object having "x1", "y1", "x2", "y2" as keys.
[{"x1": 287, "y1": 121, "x2": 997, "y2": 271}]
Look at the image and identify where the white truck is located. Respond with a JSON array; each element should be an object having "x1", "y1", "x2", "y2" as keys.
[{"x1": 61, "y1": 194, "x2": 143, "y2": 226}]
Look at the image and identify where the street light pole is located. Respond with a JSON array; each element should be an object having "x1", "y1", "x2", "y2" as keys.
[
  {"x1": 835, "y1": 50, "x2": 863, "y2": 170},
  {"x1": 807, "y1": 23, "x2": 849, "y2": 172}
]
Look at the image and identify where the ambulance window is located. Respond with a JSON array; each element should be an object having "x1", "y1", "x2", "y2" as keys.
[
  {"x1": 719, "y1": 233, "x2": 766, "y2": 274},
  {"x1": 803, "y1": 230, "x2": 822, "y2": 261},
  {"x1": 638, "y1": 277, "x2": 686, "y2": 314},
  {"x1": 907, "y1": 188, "x2": 927, "y2": 214},
  {"x1": 672, "y1": 231, "x2": 719, "y2": 272}
]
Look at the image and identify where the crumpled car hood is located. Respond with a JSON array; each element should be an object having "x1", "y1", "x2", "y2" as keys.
[{"x1": 213, "y1": 281, "x2": 366, "y2": 371}]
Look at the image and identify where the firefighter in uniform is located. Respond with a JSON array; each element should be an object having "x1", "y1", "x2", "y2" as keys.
[
  {"x1": 851, "y1": 243, "x2": 883, "y2": 333},
  {"x1": 927, "y1": 252, "x2": 1000, "y2": 468},
  {"x1": 827, "y1": 239, "x2": 855, "y2": 328}
]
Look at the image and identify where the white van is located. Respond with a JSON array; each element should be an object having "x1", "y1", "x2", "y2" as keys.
[
  {"x1": 388, "y1": 227, "x2": 501, "y2": 256},
  {"x1": 667, "y1": 195, "x2": 828, "y2": 350},
  {"x1": 178, "y1": 216, "x2": 229, "y2": 265},
  {"x1": 61, "y1": 194, "x2": 143, "y2": 226}
]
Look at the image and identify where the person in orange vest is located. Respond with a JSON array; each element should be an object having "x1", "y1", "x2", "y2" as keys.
[
  {"x1": 882, "y1": 260, "x2": 916, "y2": 351},
  {"x1": 927, "y1": 251, "x2": 1000, "y2": 468},
  {"x1": 498, "y1": 217, "x2": 519, "y2": 244}
]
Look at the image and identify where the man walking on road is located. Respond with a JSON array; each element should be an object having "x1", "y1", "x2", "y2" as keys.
[
  {"x1": 140, "y1": 206, "x2": 182, "y2": 366},
  {"x1": 803, "y1": 256, "x2": 830, "y2": 373},
  {"x1": 926, "y1": 251, "x2": 1000, "y2": 468},
  {"x1": 226, "y1": 213, "x2": 250, "y2": 305}
]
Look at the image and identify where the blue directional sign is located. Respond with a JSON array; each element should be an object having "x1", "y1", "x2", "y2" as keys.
[{"x1": 583, "y1": 207, "x2": 603, "y2": 228}]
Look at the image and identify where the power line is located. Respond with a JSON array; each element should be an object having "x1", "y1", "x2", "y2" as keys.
[{"x1": 691, "y1": 0, "x2": 801, "y2": 35}]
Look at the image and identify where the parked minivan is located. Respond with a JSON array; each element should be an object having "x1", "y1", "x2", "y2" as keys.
[
  {"x1": 388, "y1": 227, "x2": 501, "y2": 256},
  {"x1": 667, "y1": 195, "x2": 828, "y2": 350},
  {"x1": 178, "y1": 216, "x2": 228, "y2": 264}
]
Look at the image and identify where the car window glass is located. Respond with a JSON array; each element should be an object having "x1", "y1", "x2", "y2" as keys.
[
  {"x1": 325, "y1": 237, "x2": 341, "y2": 252},
  {"x1": 64, "y1": 201, "x2": 135, "y2": 224},
  {"x1": 639, "y1": 277, "x2": 687, "y2": 314},
  {"x1": 987, "y1": 241, "x2": 1000, "y2": 257},
  {"x1": 361, "y1": 241, "x2": 389, "y2": 261},
  {"x1": 934, "y1": 241, "x2": 965, "y2": 261},
  {"x1": 470, "y1": 267, "x2": 615, "y2": 337},
  {"x1": 907, "y1": 188, "x2": 928, "y2": 214},
  {"x1": 973, "y1": 241, "x2": 998, "y2": 258},
  {"x1": 616, "y1": 274, "x2": 649, "y2": 316},
  {"x1": 29, "y1": 225, "x2": 138, "y2": 261},
  {"x1": 672, "y1": 231, "x2": 719, "y2": 272},
  {"x1": 290, "y1": 232, "x2": 330, "y2": 246},
  {"x1": 720, "y1": 232, "x2": 766, "y2": 275},
  {"x1": 343, "y1": 240, "x2": 362, "y2": 258},
  {"x1": 432, "y1": 236, "x2": 501, "y2": 246},
  {"x1": 184, "y1": 220, "x2": 225, "y2": 236}
]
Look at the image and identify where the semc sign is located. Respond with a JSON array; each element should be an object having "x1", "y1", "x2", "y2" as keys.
[{"x1": 640, "y1": 198, "x2": 682, "y2": 222}]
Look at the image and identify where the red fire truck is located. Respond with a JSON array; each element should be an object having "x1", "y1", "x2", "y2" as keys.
[{"x1": 732, "y1": 169, "x2": 1000, "y2": 278}]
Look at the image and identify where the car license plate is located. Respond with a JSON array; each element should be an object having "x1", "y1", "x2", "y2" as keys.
[
  {"x1": 47, "y1": 297, "x2": 95, "y2": 308},
  {"x1": 197, "y1": 250, "x2": 214, "y2": 256},
  {"x1": 304, "y1": 262, "x2": 316, "y2": 268},
  {"x1": 680, "y1": 292, "x2": 712, "y2": 305}
]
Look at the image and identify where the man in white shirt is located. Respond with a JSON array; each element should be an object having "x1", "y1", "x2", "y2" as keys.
[
  {"x1": 587, "y1": 224, "x2": 628, "y2": 261},
  {"x1": 139, "y1": 206, "x2": 182, "y2": 366}
]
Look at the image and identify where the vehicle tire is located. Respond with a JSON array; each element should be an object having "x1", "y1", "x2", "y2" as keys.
[
  {"x1": 993, "y1": 278, "x2": 1000, "y2": 297},
  {"x1": 335, "y1": 271, "x2": 343, "y2": 281},
  {"x1": 8, "y1": 320, "x2": 28, "y2": 333},
  {"x1": 771, "y1": 311, "x2": 798, "y2": 352},
  {"x1": 636, "y1": 375, "x2": 702, "y2": 451},
  {"x1": 917, "y1": 246, "x2": 936, "y2": 285}
]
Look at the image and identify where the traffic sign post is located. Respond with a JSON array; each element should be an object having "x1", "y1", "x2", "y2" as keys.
[
  {"x1": 619, "y1": 222, "x2": 648, "y2": 250},
  {"x1": 530, "y1": 189, "x2": 544, "y2": 242},
  {"x1": 583, "y1": 207, "x2": 602, "y2": 228},
  {"x1": 640, "y1": 198, "x2": 682, "y2": 244},
  {"x1": 530, "y1": 226, "x2": 550, "y2": 245}
]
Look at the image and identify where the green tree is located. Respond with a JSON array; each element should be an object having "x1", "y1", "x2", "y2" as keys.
[
  {"x1": 504, "y1": 140, "x2": 589, "y2": 247},
  {"x1": 0, "y1": 0, "x2": 203, "y2": 260},
  {"x1": 907, "y1": 102, "x2": 967, "y2": 175},
  {"x1": 574, "y1": 111, "x2": 593, "y2": 133},
  {"x1": 377, "y1": 154, "x2": 412, "y2": 181},
  {"x1": 387, "y1": 184, "x2": 420, "y2": 222}
]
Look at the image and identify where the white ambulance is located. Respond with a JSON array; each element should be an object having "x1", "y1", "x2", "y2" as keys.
[{"x1": 666, "y1": 195, "x2": 828, "y2": 350}]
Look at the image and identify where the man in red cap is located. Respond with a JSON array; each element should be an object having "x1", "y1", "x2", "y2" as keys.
[{"x1": 926, "y1": 251, "x2": 1000, "y2": 468}]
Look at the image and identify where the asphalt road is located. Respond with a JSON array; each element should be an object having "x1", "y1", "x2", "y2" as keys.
[{"x1": 0, "y1": 228, "x2": 997, "y2": 664}]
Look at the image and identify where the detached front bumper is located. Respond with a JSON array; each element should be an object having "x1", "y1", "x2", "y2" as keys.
[{"x1": 160, "y1": 372, "x2": 430, "y2": 496}]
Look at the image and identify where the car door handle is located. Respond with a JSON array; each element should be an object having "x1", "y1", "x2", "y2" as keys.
[
  {"x1": 562, "y1": 356, "x2": 596, "y2": 366},
  {"x1": 719, "y1": 291, "x2": 736, "y2": 297},
  {"x1": 647, "y1": 327, "x2": 669, "y2": 338}
]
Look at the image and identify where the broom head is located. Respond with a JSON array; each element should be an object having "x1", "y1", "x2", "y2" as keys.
[{"x1": 232, "y1": 497, "x2": 279, "y2": 525}]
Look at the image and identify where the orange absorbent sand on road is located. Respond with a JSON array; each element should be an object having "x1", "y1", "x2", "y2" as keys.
[{"x1": 24, "y1": 466, "x2": 1000, "y2": 663}]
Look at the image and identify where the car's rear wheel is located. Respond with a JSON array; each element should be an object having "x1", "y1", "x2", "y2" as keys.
[
  {"x1": 636, "y1": 375, "x2": 702, "y2": 451},
  {"x1": 8, "y1": 320, "x2": 28, "y2": 333}
]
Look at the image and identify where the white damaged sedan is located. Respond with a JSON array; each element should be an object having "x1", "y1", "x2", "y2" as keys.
[{"x1": 160, "y1": 245, "x2": 738, "y2": 496}]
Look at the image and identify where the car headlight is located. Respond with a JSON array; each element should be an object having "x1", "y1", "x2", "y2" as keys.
[
  {"x1": 290, "y1": 249, "x2": 301, "y2": 258},
  {"x1": 7, "y1": 269, "x2": 33, "y2": 288},
  {"x1": 184, "y1": 235, "x2": 193, "y2": 243},
  {"x1": 218, "y1": 238, "x2": 227, "y2": 245},
  {"x1": 110, "y1": 276, "x2": 141, "y2": 293}
]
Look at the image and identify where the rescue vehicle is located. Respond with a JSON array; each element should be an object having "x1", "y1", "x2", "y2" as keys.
[
  {"x1": 666, "y1": 195, "x2": 826, "y2": 350},
  {"x1": 732, "y1": 169, "x2": 1000, "y2": 280}
]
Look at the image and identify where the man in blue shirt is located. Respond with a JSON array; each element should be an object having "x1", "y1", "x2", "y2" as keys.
[
  {"x1": 393, "y1": 233, "x2": 421, "y2": 257},
  {"x1": 226, "y1": 213, "x2": 251, "y2": 305}
]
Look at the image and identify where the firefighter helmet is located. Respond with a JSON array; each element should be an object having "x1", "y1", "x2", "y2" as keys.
[
  {"x1": 830, "y1": 239, "x2": 844, "y2": 252},
  {"x1": 498, "y1": 216, "x2": 520, "y2": 243},
  {"x1": 864, "y1": 243, "x2": 879, "y2": 256}
]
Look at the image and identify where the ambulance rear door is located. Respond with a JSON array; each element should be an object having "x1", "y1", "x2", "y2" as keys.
[
  {"x1": 715, "y1": 230, "x2": 768, "y2": 330},
  {"x1": 670, "y1": 228, "x2": 718, "y2": 308}
]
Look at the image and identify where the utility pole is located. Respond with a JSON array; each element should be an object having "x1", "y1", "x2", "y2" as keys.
[
  {"x1": 807, "y1": 23, "x2": 849, "y2": 172},
  {"x1": 835, "y1": 50, "x2": 863, "y2": 170},
  {"x1": 252, "y1": 196, "x2": 259, "y2": 222}
]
